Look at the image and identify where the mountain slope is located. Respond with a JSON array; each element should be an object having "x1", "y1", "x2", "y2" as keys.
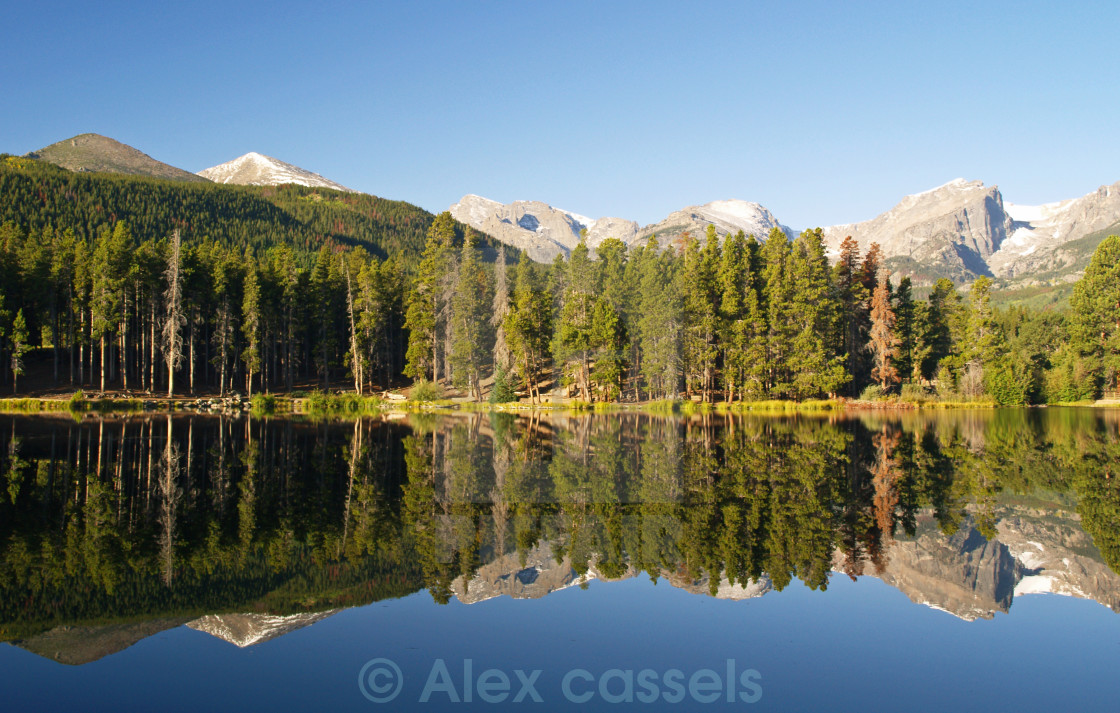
[
  {"x1": 199, "y1": 152, "x2": 354, "y2": 192},
  {"x1": 26, "y1": 133, "x2": 207, "y2": 183}
]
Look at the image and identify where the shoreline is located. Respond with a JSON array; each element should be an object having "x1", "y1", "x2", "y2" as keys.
[{"x1": 2, "y1": 391, "x2": 1115, "y2": 417}]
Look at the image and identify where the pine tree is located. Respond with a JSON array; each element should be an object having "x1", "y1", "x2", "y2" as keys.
[
  {"x1": 404, "y1": 212, "x2": 455, "y2": 382},
  {"x1": 1070, "y1": 234, "x2": 1120, "y2": 395},
  {"x1": 241, "y1": 261, "x2": 262, "y2": 396},
  {"x1": 91, "y1": 223, "x2": 131, "y2": 392},
  {"x1": 162, "y1": 229, "x2": 185, "y2": 397},
  {"x1": 9, "y1": 309, "x2": 28, "y2": 394},
  {"x1": 788, "y1": 228, "x2": 847, "y2": 398},
  {"x1": 832, "y1": 236, "x2": 864, "y2": 394},
  {"x1": 916, "y1": 278, "x2": 960, "y2": 385},
  {"x1": 310, "y1": 246, "x2": 343, "y2": 389},
  {"x1": 892, "y1": 277, "x2": 915, "y2": 382},
  {"x1": 210, "y1": 248, "x2": 240, "y2": 396},
  {"x1": 962, "y1": 276, "x2": 1001, "y2": 395},
  {"x1": 681, "y1": 226, "x2": 721, "y2": 401},
  {"x1": 491, "y1": 245, "x2": 512, "y2": 373},
  {"x1": 717, "y1": 230, "x2": 749, "y2": 400},
  {"x1": 636, "y1": 237, "x2": 681, "y2": 399},
  {"x1": 869, "y1": 277, "x2": 901, "y2": 390},
  {"x1": 449, "y1": 231, "x2": 492, "y2": 401},
  {"x1": 759, "y1": 227, "x2": 793, "y2": 396},
  {"x1": 505, "y1": 254, "x2": 552, "y2": 403},
  {"x1": 553, "y1": 242, "x2": 599, "y2": 400},
  {"x1": 590, "y1": 297, "x2": 625, "y2": 401}
]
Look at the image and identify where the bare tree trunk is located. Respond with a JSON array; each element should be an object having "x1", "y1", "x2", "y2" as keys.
[
  {"x1": 158, "y1": 415, "x2": 180, "y2": 587},
  {"x1": 345, "y1": 267, "x2": 361, "y2": 394},
  {"x1": 163, "y1": 230, "x2": 185, "y2": 397}
]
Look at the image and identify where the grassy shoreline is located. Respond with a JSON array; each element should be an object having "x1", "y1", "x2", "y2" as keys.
[{"x1": 4, "y1": 390, "x2": 1117, "y2": 417}]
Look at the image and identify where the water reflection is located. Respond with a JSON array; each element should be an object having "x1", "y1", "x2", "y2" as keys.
[{"x1": 1, "y1": 409, "x2": 1118, "y2": 663}]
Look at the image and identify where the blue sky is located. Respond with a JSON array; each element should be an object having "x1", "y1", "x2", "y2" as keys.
[{"x1": 4, "y1": 0, "x2": 1118, "y2": 228}]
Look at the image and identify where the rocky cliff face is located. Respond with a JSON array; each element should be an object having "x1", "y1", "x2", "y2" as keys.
[
  {"x1": 822, "y1": 179, "x2": 1013, "y2": 281},
  {"x1": 662, "y1": 571, "x2": 773, "y2": 601},
  {"x1": 846, "y1": 505, "x2": 1120, "y2": 621},
  {"x1": 817, "y1": 178, "x2": 1120, "y2": 284},
  {"x1": 844, "y1": 521, "x2": 1021, "y2": 621},
  {"x1": 449, "y1": 542, "x2": 773, "y2": 605},
  {"x1": 454, "y1": 180, "x2": 1120, "y2": 286}
]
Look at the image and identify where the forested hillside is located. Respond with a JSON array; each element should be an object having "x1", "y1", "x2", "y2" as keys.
[
  {"x1": 0, "y1": 156, "x2": 434, "y2": 261},
  {"x1": 0, "y1": 157, "x2": 513, "y2": 397}
]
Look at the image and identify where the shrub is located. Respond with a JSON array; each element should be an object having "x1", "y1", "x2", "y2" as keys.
[
  {"x1": 899, "y1": 382, "x2": 928, "y2": 403},
  {"x1": 67, "y1": 390, "x2": 86, "y2": 412},
  {"x1": 859, "y1": 384, "x2": 884, "y2": 401},
  {"x1": 409, "y1": 380, "x2": 443, "y2": 402},
  {"x1": 251, "y1": 393, "x2": 277, "y2": 414}
]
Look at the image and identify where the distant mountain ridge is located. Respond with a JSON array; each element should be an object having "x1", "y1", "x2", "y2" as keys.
[
  {"x1": 26, "y1": 133, "x2": 207, "y2": 183},
  {"x1": 449, "y1": 195, "x2": 791, "y2": 262}
]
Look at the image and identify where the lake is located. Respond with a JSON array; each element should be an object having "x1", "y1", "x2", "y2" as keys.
[{"x1": 1, "y1": 408, "x2": 1119, "y2": 711}]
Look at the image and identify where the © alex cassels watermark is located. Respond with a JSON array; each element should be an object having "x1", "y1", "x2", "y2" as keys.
[{"x1": 358, "y1": 657, "x2": 762, "y2": 705}]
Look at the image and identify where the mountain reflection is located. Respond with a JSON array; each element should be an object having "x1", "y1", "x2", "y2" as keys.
[{"x1": 2, "y1": 409, "x2": 1119, "y2": 663}]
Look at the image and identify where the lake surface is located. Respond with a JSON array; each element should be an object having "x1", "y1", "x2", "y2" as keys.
[{"x1": 1, "y1": 409, "x2": 1119, "y2": 711}]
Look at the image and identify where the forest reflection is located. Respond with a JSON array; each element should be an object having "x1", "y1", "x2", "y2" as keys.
[{"x1": 2, "y1": 409, "x2": 1119, "y2": 646}]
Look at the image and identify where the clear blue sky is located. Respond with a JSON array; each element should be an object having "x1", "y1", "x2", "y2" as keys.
[{"x1": 4, "y1": 0, "x2": 1118, "y2": 229}]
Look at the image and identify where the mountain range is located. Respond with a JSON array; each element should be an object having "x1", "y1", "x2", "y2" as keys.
[
  {"x1": 451, "y1": 179, "x2": 1120, "y2": 286},
  {"x1": 16, "y1": 133, "x2": 1120, "y2": 286}
]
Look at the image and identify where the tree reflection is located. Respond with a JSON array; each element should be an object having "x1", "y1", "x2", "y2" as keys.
[{"x1": 1, "y1": 408, "x2": 1119, "y2": 641}]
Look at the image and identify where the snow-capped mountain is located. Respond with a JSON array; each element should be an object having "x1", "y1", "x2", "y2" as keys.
[
  {"x1": 638, "y1": 199, "x2": 792, "y2": 248},
  {"x1": 448, "y1": 195, "x2": 790, "y2": 263},
  {"x1": 449, "y1": 195, "x2": 639, "y2": 262},
  {"x1": 198, "y1": 152, "x2": 354, "y2": 192}
]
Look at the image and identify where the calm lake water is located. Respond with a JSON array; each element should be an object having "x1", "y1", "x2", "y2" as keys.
[{"x1": 1, "y1": 409, "x2": 1119, "y2": 712}]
